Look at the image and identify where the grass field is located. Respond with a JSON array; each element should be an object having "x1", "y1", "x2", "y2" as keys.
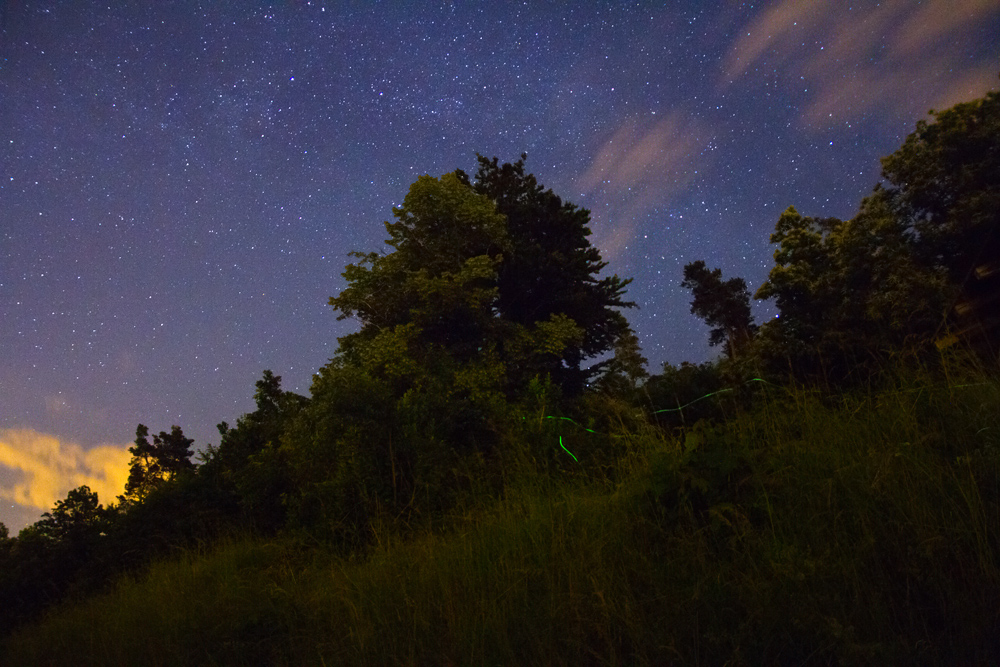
[{"x1": 5, "y1": 370, "x2": 999, "y2": 665}]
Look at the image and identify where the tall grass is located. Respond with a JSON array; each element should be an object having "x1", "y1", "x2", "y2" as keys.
[{"x1": 5, "y1": 371, "x2": 999, "y2": 665}]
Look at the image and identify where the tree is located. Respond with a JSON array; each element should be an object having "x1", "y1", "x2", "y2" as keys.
[
  {"x1": 330, "y1": 169, "x2": 595, "y2": 397},
  {"x1": 121, "y1": 424, "x2": 195, "y2": 504},
  {"x1": 751, "y1": 206, "x2": 846, "y2": 377},
  {"x1": 754, "y1": 207, "x2": 841, "y2": 333},
  {"x1": 298, "y1": 173, "x2": 521, "y2": 540},
  {"x1": 881, "y1": 87, "x2": 1000, "y2": 284},
  {"x1": 294, "y1": 164, "x2": 635, "y2": 539},
  {"x1": 0, "y1": 522, "x2": 9, "y2": 560},
  {"x1": 36, "y1": 486, "x2": 106, "y2": 543},
  {"x1": 750, "y1": 89, "x2": 1000, "y2": 378},
  {"x1": 459, "y1": 154, "x2": 635, "y2": 393},
  {"x1": 826, "y1": 188, "x2": 950, "y2": 350},
  {"x1": 209, "y1": 370, "x2": 308, "y2": 473},
  {"x1": 331, "y1": 172, "x2": 511, "y2": 362},
  {"x1": 880, "y1": 87, "x2": 1000, "y2": 353},
  {"x1": 645, "y1": 360, "x2": 728, "y2": 428},
  {"x1": 597, "y1": 329, "x2": 649, "y2": 396},
  {"x1": 753, "y1": 195, "x2": 951, "y2": 380},
  {"x1": 681, "y1": 260, "x2": 756, "y2": 359},
  {"x1": 202, "y1": 370, "x2": 308, "y2": 532}
]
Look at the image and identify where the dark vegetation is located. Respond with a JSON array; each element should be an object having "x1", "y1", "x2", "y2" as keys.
[{"x1": 2, "y1": 88, "x2": 999, "y2": 665}]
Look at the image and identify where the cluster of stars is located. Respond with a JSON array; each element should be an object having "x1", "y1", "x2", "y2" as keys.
[{"x1": 0, "y1": 1, "x2": 998, "y2": 532}]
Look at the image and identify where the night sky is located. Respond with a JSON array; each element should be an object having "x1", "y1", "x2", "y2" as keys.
[{"x1": 2, "y1": 1, "x2": 998, "y2": 533}]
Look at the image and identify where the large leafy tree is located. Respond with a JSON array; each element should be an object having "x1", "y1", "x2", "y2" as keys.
[
  {"x1": 826, "y1": 189, "x2": 950, "y2": 350},
  {"x1": 331, "y1": 172, "x2": 512, "y2": 364},
  {"x1": 459, "y1": 154, "x2": 635, "y2": 393},
  {"x1": 881, "y1": 88, "x2": 1000, "y2": 283},
  {"x1": 754, "y1": 207, "x2": 841, "y2": 335},
  {"x1": 296, "y1": 173, "x2": 528, "y2": 539},
  {"x1": 289, "y1": 166, "x2": 633, "y2": 539},
  {"x1": 681, "y1": 260, "x2": 756, "y2": 359},
  {"x1": 754, "y1": 196, "x2": 950, "y2": 379},
  {"x1": 880, "y1": 87, "x2": 1000, "y2": 352},
  {"x1": 753, "y1": 206, "x2": 849, "y2": 377},
  {"x1": 747, "y1": 88, "x2": 1000, "y2": 380}
]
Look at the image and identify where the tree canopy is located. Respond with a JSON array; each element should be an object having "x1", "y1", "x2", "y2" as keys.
[
  {"x1": 674, "y1": 88, "x2": 1000, "y2": 379},
  {"x1": 459, "y1": 154, "x2": 635, "y2": 392},
  {"x1": 746, "y1": 93, "x2": 1000, "y2": 378},
  {"x1": 881, "y1": 88, "x2": 1000, "y2": 283}
]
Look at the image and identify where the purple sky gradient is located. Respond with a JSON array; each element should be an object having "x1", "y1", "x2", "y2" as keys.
[{"x1": 2, "y1": 1, "x2": 998, "y2": 532}]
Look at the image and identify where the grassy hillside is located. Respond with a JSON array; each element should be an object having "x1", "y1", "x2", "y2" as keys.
[{"x1": 5, "y1": 372, "x2": 1000, "y2": 665}]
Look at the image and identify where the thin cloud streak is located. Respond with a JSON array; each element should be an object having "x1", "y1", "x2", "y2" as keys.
[
  {"x1": 722, "y1": 0, "x2": 1000, "y2": 128},
  {"x1": 576, "y1": 112, "x2": 711, "y2": 261},
  {"x1": 0, "y1": 429, "x2": 130, "y2": 513}
]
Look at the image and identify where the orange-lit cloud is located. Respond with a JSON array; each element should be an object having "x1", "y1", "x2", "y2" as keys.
[
  {"x1": 576, "y1": 112, "x2": 711, "y2": 260},
  {"x1": 0, "y1": 429, "x2": 131, "y2": 512},
  {"x1": 722, "y1": 0, "x2": 999, "y2": 128}
]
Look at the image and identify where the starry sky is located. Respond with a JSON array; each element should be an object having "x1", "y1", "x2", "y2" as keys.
[{"x1": 2, "y1": 1, "x2": 998, "y2": 533}]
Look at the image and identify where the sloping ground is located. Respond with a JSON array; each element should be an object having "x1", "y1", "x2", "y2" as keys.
[{"x1": 5, "y1": 378, "x2": 1000, "y2": 665}]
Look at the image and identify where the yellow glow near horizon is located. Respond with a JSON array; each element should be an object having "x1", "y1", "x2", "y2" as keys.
[{"x1": 0, "y1": 428, "x2": 131, "y2": 512}]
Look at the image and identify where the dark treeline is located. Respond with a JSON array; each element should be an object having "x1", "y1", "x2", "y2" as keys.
[
  {"x1": 1, "y1": 87, "x2": 998, "y2": 649},
  {"x1": 681, "y1": 86, "x2": 1000, "y2": 385}
]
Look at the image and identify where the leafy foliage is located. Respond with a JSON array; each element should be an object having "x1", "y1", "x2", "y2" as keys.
[
  {"x1": 645, "y1": 360, "x2": 729, "y2": 428},
  {"x1": 881, "y1": 88, "x2": 1000, "y2": 282},
  {"x1": 292, "y1": 173, "x2": 522, "y2": 541},
  {"x1": 752, "y1": 196, "x2": 952, "y2": 380},
  {"x1": 460, "y1": 154, "x2": 635, "y2": 393},
  {"x1": 748, "y1": 88, "x2": 1000, "y2": 380},
  {"x1": 331, "y1": 172, "x2": 510, "y2": 357},
  {"x1": 595, "y1": 328, "x2": 649, "y2": 398}
]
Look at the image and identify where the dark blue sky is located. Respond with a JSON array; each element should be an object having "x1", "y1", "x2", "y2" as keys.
[{"x1": 2, "y1": 0, "x2": 998, "y2": 532}]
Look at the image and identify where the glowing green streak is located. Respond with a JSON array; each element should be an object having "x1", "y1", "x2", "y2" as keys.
[
  {"x1": 545, "y1": 415, "x2": 596, "y2": 433},
  {"x1": 537, "y1": 378, "x2": 986, "y2": 463},
  {"x1": 559, "y1": 435, "x2": 579, "y2": 463},
  {"x1": 652, "y1": 378, "x2": 771, "y2": 414},
  {"x1": 538, "y1": 379, "x2": 773, "y2": 461}
]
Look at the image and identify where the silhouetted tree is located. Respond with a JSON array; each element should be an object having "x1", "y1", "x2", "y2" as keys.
[
  {"x1": 121, "y1": 424, "x2": 195, "y2": 505},
  {"x1": 202, "y1": 370, "x2": 307, "y2": 532},
  {"x1": 597, "y1": 329, "x2": 649, "y2": 396},
  {"x1": 36, "y1": 486, "x2": 107, "y2": 542},
  {"x1": 302, "y1": 173, "x2": 525, "y2": 541},
  {"x1": 881, "y1": 86, "x2": 1000, "y2": 353},
  {"x1": 752, "y1": 197, "x2": 951, "y2": 381},
  {"x1": 681, "y1": 260, "x2": 756, "y2": 360}
]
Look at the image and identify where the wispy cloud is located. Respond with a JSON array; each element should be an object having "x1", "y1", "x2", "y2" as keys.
[
  {"x1": 722, "y1": 0, "x2": 999, "y2": 127},
  {"x1": 576, "y1": 112, "x2": 711, "y2": 260},
  {"x1": 0, "y1": 429, "x2": 131, "y2": 512}
]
